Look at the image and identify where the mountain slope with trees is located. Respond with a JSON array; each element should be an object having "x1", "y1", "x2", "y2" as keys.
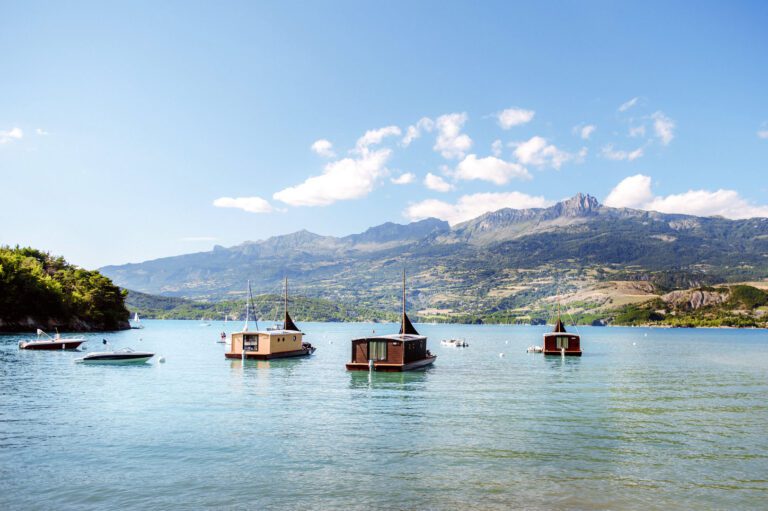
[
  {"x1": 100, "y1": 194, "x2": 768, "y2": 322},
  {"x1": 0, "y1": 246, "x2": 130, "y2": 332}
]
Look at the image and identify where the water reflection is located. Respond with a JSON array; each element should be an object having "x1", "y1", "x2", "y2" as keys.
[{"x1": 347, "y1": 367, "x2": 432, "y2": 390}]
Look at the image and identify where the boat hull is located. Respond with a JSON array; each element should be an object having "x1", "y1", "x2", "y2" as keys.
[
  {"x1": 225, "y1": 346, "x2": 315, "y2": 360},
  {"x1": 19, "y1": 340, "x2": 86, "y2": 350},
  {"x1": 543, "y1": 350, "x2": 582, "y2": 356},
  {"x1": 78, "y1": 353, "x2": 154, "y2": 364},
  {"x1": 346, "y1": 355, "x2": 437, "y2": 372}
]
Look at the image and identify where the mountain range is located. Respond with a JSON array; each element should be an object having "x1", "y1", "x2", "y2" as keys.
[{"x1": 101, "y1": 193, "x2": 768, "y2": 319}]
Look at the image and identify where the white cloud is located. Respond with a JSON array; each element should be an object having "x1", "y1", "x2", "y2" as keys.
[
  {"x1": 401, "y1": 117, "x2": 434, "y2": 146},
  {"x1": 35, "y1": 128, "x2": 49, "y2": 136},
  {"x1": 310, "y1": 139, "x2": 335, "y2": 158},
  {"x1": 511, "y1": 136, "x2": 572, "y2": 169},
  {"x1": 491, "y1": 139, "x2": 503, "y2": 157},
  {"x1": 433, "y1": 113, "x2": 473, "y2": 159},
  {"x1": 651, "y1": 111, "x2": 675, "y2": 145},
  {"x1": 629, "y1": 125, "x2": 646, "y2": 138},
  {"x1": 618, "y1": 97, "x2": 639, "y2": 112},
  {"x1": 404, "y1": 191, "x2": 553, "y2": 225},
  {"x1": 605, "y1": 174, "x2": 768, "y2": 219},
  {"x1": 391, "y1": 172, "x2": 415, "y2": 185},
  {"x1": 497, "y1": 107, "x2": 535, "y2": 129},
  {"x1": 576, "y1": 124, "x2": 596, "y2": 140},
  {"x1": 213, "y1": 196, "x2": 274, "y2": 213},
  {"x1": 454, "y1": 154, "x2": 530, "y2": 185},
  {"x1": 424, "y1": 172, "x2": 454, "y2": 192},
  {"x1": 604, "y1": 174, "x2": 655, "y2": 209},
  {"x1": 356, "y1": 125, "x2": 401, "y2": 151},
  {"x1": 0, "y1": 127, "x2": 23, "y2": 144},
  {"x1": 601, "y1": 144, "x2": 644, "y2": 161},
  {"x1": 273, "y1": 148, "x2": 391, "y2": 206},
  {"x1": 757, "y1": 124, "x2": 768, "y2": 139}
]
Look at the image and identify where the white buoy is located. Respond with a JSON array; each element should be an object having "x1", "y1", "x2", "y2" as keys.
[
  {"x1": 505, "y1": 340, "x2": 508, "y2": 344},
  {"x1": 499, "y1": 352, "x2": 505, "y2": 358},
  {"x1": 632, "y1": 342, "x2": 636, "y2": 346},
  {"x1": 158, "y1": 356, "x2": 166, "y2": 363}
]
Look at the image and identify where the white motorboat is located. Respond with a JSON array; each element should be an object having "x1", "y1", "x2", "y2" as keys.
[
  {"x1": 441, "y1": 338, "x2": 468, "y2": 347},
  {"x1": 18, "y1": 329, "x2": 86, "y2": 350},
  {"x1": 76, "y1": 342, "x2": 154, "y2": 364},
  {"x1": 526, "y1": 345, "x2": 543, "y2": 353}
]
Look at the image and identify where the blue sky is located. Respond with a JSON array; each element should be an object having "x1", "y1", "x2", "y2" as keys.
[{"x1": 2, "y1": 1, "x2": 767, "y2": 269}]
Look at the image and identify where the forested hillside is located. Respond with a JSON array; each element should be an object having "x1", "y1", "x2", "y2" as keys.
[{"x1": 0, "y1": 246, "x2": 130, "y2": 332}]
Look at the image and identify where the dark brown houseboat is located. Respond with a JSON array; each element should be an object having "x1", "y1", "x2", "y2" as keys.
[
  {"x1": 346, "y1": 272, "x2": 436, "y2": 372},
  {"x1": 542, "y1": 315, "x2": 582, "y2": 356},
  {"x1": 225, "y1": 279, "x2": 315, "y2": 360}
]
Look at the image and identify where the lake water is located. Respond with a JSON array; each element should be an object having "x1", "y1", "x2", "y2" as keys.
[{"x1": 1, "y1": 321, "x2": 767, "y2": 510}]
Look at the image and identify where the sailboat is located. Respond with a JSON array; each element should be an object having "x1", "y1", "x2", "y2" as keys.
[
  {"x1": 346, "y1": 270, "x2": 436, "y2": 371},
  {"x1": 131, "y1": 312, "x2": 144, "y2": 329},
  {"x1": 225, "y1": 278, "x2": 315, "y2": 360}
]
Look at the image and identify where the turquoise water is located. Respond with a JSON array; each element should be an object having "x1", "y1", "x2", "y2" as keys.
[{"x1": 1, "y1": 321, "x2": 767, "y2": 510}]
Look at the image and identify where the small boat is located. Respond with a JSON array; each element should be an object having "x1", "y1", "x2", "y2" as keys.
[
  {"x1": 18, "y1": 329, "x2": 86, "y2": 350},
  {"x1": 76, "y1": 341, "x2": 154, "y2": 364},
  {"x1": 217, "y1": 331, "x2": 226, "y2": 343},
  {"x1": 441, "y1": 338, "x2": 468, "y2": 347},
  {"x1": 526, "y1": 345, "x2": 543, "y2": 353},
  {"x1": 130, "y1": 312, "x2": 145, "y2": 329}
]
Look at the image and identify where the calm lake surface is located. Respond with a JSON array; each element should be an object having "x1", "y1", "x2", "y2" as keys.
[{"x1": 1, "y1": 321, "x2": 767, "y2": 510}]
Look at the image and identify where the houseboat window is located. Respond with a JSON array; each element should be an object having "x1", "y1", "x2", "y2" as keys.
[
  {"x1": 556, "y1": 336, "x2": 569, "y2": 349},
  {"x1": 368, "y1": 340, "x2": 387, "y2": 361},
  {"x1": 293, "y1": 335, "x2": 297, "y2": 341},
  {"x1": 244, "y1": 334, "x2": 258, "y2": 351}
]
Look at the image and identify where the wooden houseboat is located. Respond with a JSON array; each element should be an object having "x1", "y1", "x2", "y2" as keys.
[
  {"x1": 225, "y1": 279, "x2": 315, "y2": 360},
  {"x1": 346, "y1": 272, "x2": 436, "y2": 372},
  {"x1": 542, "y1": 316, "x2": 582, "y2": 356}
]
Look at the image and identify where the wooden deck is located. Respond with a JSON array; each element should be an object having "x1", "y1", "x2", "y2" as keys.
[
  {"x1": 346, "y1": 355, "x2": 437, "y2": 372},
  {"x1": 225, "y1": 347, "x2": 314, "y2": 360}
]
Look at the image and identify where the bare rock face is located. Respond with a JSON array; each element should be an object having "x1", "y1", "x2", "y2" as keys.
[{"x1": 662, "y1": 289, "x2": 729, "y2": 311}]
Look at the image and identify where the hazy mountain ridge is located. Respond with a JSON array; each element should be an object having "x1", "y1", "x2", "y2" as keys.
[{"x1": 101, "y1": 194, "x2": 768, "y2": 316}]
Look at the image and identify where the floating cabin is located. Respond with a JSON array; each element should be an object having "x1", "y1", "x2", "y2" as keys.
[
  {"x1": 346, "y1": 273, "x2": 436, "y2": 372},
  {"x1": 542, "y1": 317, "x2": 582, "y2": 356},
  {"x1": 225, "y1": 279, "x2": 315, "y2": 360}
]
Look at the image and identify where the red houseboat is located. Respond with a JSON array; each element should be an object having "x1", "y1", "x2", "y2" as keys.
[
  {"x1": 346, "y1": 272, "x2": 436, "y2": 372},
  {"x1": 542, "y1": 316, "x2": 582, "y2": 356}
]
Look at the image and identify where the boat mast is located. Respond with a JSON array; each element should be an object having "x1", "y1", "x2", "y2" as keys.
[
  {"x1": 244, "y1": 280, "x2": 251, "y2": 332},
  {"x1": 284, "y1": 276, "x2": 288, "y2": 328},
  {"x1": 402, "y1": 268, "x2": 406, "y2": 333}
]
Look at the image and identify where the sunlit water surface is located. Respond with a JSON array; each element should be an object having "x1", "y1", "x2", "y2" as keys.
[{"x1": 1, "y1": 321, "x2": 767, "y2": 510}]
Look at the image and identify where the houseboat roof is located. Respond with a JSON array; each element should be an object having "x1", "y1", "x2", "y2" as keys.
[
  {"x1": 543, "y1": 331, "x2": 579, "y2": 338},
  {"x1": 352, "y1": 333, "x2": 426, "y2": 342},
  {"x1": 236, "y1": 328, "x2": 302, "y2": 335}
]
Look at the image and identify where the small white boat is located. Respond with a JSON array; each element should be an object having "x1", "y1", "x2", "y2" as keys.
[
  {"x1": 18, "y1": 329, "x2": 86, "y2": 350},
  {"x1": 441, "y1": 338, "x2": 469, "y2": 347},
  {"x1": 130, "y1": 312, "x2": 145, "y2": 329},
  {"x1": 526, "y1": 345, "x2": 543, "y2": 353},
  {"x1": 77, "y1": 347, "x2": 154, "y2": 364}
]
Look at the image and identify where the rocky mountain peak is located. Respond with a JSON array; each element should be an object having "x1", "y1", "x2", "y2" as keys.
[{"x1": 556, "y1": 193, "x2": 601, "y2": 217}]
